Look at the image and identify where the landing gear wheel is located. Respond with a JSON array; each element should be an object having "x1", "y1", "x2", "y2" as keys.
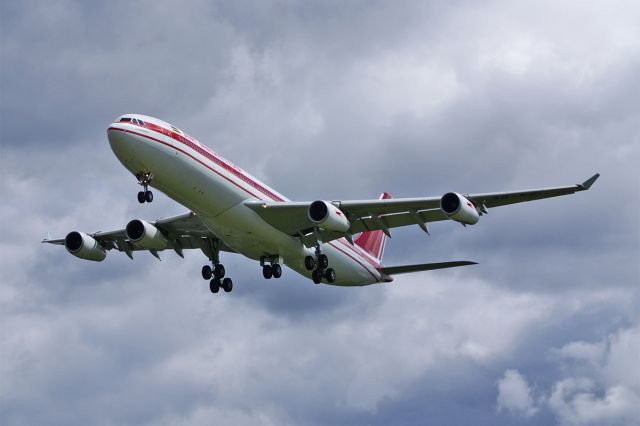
[
  {"x1": 304, "y1": 256, "x2": 316, "y2": 271},
  {"x1": 318, "y1": 254, "x2": 329, "y2": 270},
  {"x1": 209, "y1": 278, "x2": 220, "y2": 293},
  {"x1": 145, "y1": 190, "x2": 153, "y2": 203},
  {"x1": 272, "y1": 263, "x2": 282, "y2": 278},
  {"x1": 325, "y1": 268, "x2": 336, "y2": 283},
  {"x1": 263, "y1": 265, "x2": 273, "y2": 279},
  {"x1": 312, "y1": 269, "x2": 323, "y2": 284},
  {"x1": 222, "y1": 278, "x2": 233, "y2": 292},
  {"x1": 214, "y1": 264, "x2": 225, "y2": 279},
  {"x1": 202, "y1": 265, "x2": 212, "y2": 280},
  {"x1": 137, "y1": 191, "x2": 146, "y2": 203}
]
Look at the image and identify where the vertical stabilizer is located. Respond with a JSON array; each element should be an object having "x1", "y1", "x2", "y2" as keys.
[{"x1": 353, "y1": 192, "x2": 391, "y2": 263}]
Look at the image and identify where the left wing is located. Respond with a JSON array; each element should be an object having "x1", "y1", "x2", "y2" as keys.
[
  {"x1": 42, "y1": 211, "x2": 234, "y2": 260},
  {"x1": 245, "y1": 173, "x2": 600, "y2": 246}
]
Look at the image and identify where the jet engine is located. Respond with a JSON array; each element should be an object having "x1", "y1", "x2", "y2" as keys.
[
  {"x1": 440, "y1": 192, "x2": 480, "y2": 225},
  {"x1": 308, "y1": 200, "x2": 350, "y2": 233},
  {"x1": 64, "y1": 231, "x2": 107, "y2": 261},
  {"x1": 125, "y1": 219, "x2": 169, "y2": 250}
]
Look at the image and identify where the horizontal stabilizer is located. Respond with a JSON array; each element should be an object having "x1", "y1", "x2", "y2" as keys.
[{"x1": 381, "y1": 261, "x2": 477, "y2": 275}]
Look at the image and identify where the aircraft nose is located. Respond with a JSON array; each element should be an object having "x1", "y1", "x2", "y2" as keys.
[{"x1": 107, "y1": 124, "x2": 139, "y2": 164}]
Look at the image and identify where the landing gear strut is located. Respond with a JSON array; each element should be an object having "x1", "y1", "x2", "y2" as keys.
[
  {"x1": 202, "y1": 238, "x2": 233, "y2": 294},
  {"x1": 136, "y1": 171, "x2": 154, "y2": 203}
]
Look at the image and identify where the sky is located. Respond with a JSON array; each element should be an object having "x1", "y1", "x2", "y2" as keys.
[{"x1": 1, "y1": 1, "x2": 639, "y2": 425}]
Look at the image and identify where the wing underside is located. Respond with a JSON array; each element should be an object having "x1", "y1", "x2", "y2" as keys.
[
  {"x1": 42, "y1": 211, "x2": 233, "y2": 260},
  {"x1": 246, "y1": 174, "x2": 600, "y2": 247}
]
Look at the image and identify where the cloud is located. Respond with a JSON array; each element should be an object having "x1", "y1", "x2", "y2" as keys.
[
  {"x1": 1, "y1": 1, "x2": 639, "y2": 425},
  {"x1": 548, "y1": 324, "x2": 640, "y2": 426},
  {"x1": 497, "y1": 322, "x2": 640, "y2": 425},
  {"x1": 548, "y1": 380, "x2": 640, "y2": 426},
  {"x1": 497, "y1": 369, "x2": 539, "y2": 417}
]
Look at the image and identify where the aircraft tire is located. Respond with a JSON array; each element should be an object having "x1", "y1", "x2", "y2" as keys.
[
  {"x1": 145, "y1": 190, "x2": 154, "y2": 203},
  {"x1": 325, "y1": 268, "x2": 336, "y2": 283},
  {"x1": 312, "y1": 269, "x2": 323, "y2": 284},
  {"x1": 263, "y1": 265, "x2": 273, "y2": 279},
  {"x1": 272, "y1": 263, "x2": 282, "y2": 278},
  {"x1": 304, "y1": 256, "x2": 315, "y2": 271},
  {"x1": 214, "y1": 264, "x2": 225, "y2": 279},
  {"x1": 209, "y1": 278, "x2": 220, "y2": 293},
  {"x1": 222, "y1": 278, "x2": 233, "y2": 292},
  {"x1": 318, "y1": 254, "x2": 329, "y2": 269},
  {"x1": 137, "y1": 191, "x2": 146, "y2": 203},
  {"x1": 202, "y1": 265, "x2": 212, "y2": 280}
]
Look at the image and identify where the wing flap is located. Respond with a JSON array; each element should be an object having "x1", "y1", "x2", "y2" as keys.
[{"x1": 349, "y1": 209, "x2": 448, "y2": 234}]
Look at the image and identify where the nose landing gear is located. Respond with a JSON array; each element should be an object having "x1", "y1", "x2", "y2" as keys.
[{"x1": 136, "y1": 171, "x2": 154, "y2": 203}]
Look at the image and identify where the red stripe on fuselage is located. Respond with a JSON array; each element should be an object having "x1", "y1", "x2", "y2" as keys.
[
  {"x1": 107, "y1": 126, "x2": 284, "y2": 201},
  {"x1": 328, "y1": 241, "x2": 381, "y2": 282},
  {"x1": 122, "y1": 122, "x2": 285, "y2": 202},
  {"x1": 336, "y1": 239, "x2": 382, "y2": 271}
]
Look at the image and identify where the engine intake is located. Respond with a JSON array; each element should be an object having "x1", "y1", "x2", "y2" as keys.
[
  {"x1": 64, "y1": 231, "x2": 106, "y2": 261},
  {"x1": 308, "y1": 200, "x2": 350, "y2": 233},
  {"x1": 126, "y1": 219, "x2": 169, "y2": 250},
  {"x1": 440, "y1": 192, "x2": 480, "y2": 225}
]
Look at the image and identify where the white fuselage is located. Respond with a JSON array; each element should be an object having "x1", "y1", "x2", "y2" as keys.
[{"x1": 107, "y1": 115, "x2": 384, "y2": 286}]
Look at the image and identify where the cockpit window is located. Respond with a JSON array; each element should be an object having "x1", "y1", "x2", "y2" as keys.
[
  {"x1": 120, "y1": 117, "x2": 132, "y2": 122},
  {"x1": 128, "y1": 118, "x2": 145, "y2": 126}
]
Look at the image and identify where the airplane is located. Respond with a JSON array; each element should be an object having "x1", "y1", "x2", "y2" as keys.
[{"x1": 43, "y1": 114, "x2": 600, "y2": 294}]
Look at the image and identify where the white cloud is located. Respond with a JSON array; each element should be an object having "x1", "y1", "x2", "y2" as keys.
[
  {"x1": 549, "y1": 324, "x2": 640, "y2": 426},
  {"x1": 548, "y1": 379, "x2": 640, "y2": 426},
  {"x1": 498, "y1": 323, "x2": 640, "y2": 425},
  {"x1": 497, "y1": 369, "x2": 539, "y2": 417}
]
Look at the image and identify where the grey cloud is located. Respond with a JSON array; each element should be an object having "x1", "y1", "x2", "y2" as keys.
[
  {"x1": 1, "y1": 1, "x2": 639, "y2": 425},
  {"x1": 495, "y1": 323, "x2": 640, "y2": 425}
]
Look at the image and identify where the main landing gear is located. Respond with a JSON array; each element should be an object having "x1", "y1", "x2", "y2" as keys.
[
  {"x1": 136, "y1": 171, "x2": 154, "y2": 203},
  {"x1": 202, "y1": 262, "x2": 233, "y2": 293},
  {"x1": 261, "y1": 256, "x2": 283, "y2": 280},
  {"x1": 202, "y1": 238, "x2": 233, "y2": 294},
  {"x1": 305, "y1": 249, "x2": 336, "y2": 284}
]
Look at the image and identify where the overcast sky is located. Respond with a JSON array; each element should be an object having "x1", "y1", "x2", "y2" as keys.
[{"x1": 1, "y1": 1, "x2": 639, "y2": 425}]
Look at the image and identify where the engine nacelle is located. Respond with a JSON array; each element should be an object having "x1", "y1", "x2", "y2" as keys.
[
  {"x1": 64, "y1": 231, "x2": 107, "y2": 261},
  {"x1": 308, "y1": 200, "x2": 350, "y2": 233},
  {"x1": 125, "y1": 219, "x2": 169, "y2": 250},
  {"x1": 440, "y1": 192, "x2": 480, "y2": 225}
]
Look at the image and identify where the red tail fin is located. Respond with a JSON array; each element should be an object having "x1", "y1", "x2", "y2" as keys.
[{"x1": 353, "y1": 192, "x2": 391, "y2": 263}]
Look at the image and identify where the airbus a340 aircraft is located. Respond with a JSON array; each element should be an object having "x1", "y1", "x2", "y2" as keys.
[{"x1": 43, "y1": 114, "x2": 599, "y2": 294}]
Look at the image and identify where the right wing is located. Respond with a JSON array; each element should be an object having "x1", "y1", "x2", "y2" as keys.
[
  {"x1": 246, "y1": 174, "x2": 600, "y2": 246},
  {"x1": 42, "y1": 211, "x2": 233, "y2": 260}
]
